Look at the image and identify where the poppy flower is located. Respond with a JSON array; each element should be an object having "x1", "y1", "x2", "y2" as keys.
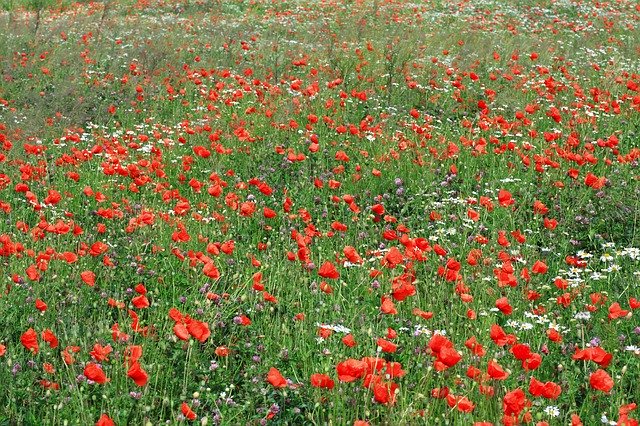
[
  {"x1": 572, "y1": 347, "x2": 613, "y2": 368},
  {"x1": 96, "y1": 414, "x2": 115, "y2": 426},
  {"x1": 608, "y1": 302, "x2": 629, "y2": 320},
  {"x1": 186, "y1": 319, "x2": 210, "y2": 342},
  {"x1": 446, "y1": 394, "x2": 475, "y2": 413},
  {"x1": 522, "y1": 353, "x2": 542, "y2": 371},
  {"x1": 35, "y1": 299, "x2": 47, "y2": 312},
  {"x1": 202, "y1": 261, "x2": 220, "y2": 279},
  {"x1": 266, "y1": 367, "x2": 287, "y2": 388},
  {"x1": 336, "y1": 359, "x2": 366, "y2": 382},
  {"x1": 372, "y1": 380, "x2": 399, "y2": 405},
  {"x1": 412, "y1": 308, "x2": 433, "y2": 320},
  {"x1": 383, "y1": 247, "x2": 404, "y2": 268},
  {"x1": 173, "y1": 323, "x2": 190, "y2": 341},
  {"x1": 342, "y1": 334, "x2": 357, "y2": 347},
  {"x1": 571, "y1": 414, "x2": 584, "y2": 426},
  {"x1": 590, "y1": 369, "x2": 614, "y2": 392},
  {"x1": 343, "y1": 246, "x2": 363, "y2": 263},
  {"x1": 84, "y1": 362, "x2": 108, "y2": 384},
  {"x1": 437, "y1": 346, "x2": 462, "y2": 369},
  {"x1": 529, "y1": 377, "x2": 561, "y2": 399},
  {"x1": 503, "y1": 388, "x2": 527, "y2": 415},
  {"x1": 511, "y1": 343, "x2": 531, "y2": 360},
  {"x1": 181, "y1": 402, "x2": 197, "y2": 420},
  {"x1": 127, "y1": 361, "x2": 149, "y2": 386},
  {"x1": 131, "y1": 294, "x2": 149, "y2": 309},
  {"x1": 385, "y1": 362, "x2": 406, "y2": 379},
  {"x1": 386, "y1": 327, "x2": 397, "y2": 339},
  {"x1": 531, "y1": 260, "x2": 548, "y2": 274},
  {"x1": 81, "y1": 270, "x2": 96, "y2": 286},
  {"x1": 318, "y1": 261, "x2": 339, "y2": 279},
  {"x1": 376, "y1": 338, "x2": 398, "y2": 353},
  {"x1": 495, "y1": 297, "x2": 513, "y2": 315},
  {"x1": 310, "y1": 373, "x2": 335, "y2": 389},
  {"x1": 487, "y1": 359, "x2": 509, "y2": 380},
  {"x1": 465, "y1": 336, "x2": 486, "y2": 357},
  {"x1": 20, "y1": 328, "x2": 39, "y2": 354},
  {"x1": 498, "y1": 189, "x2": 515, "y2": 207},
  {"x1": 547, "y1": 328, "x2": 562, "y2": 342},
  {"x1": 215, "y1": 346, "x2": 230, "y2": 357},
  {"x1": 380, "y1": 296, "x2": 397, "y2": 315},
  {"x1": 90, "y1": 344, "x2": 113, "y2": 362},
  {"x1": 490, "y1": 324, "x2": 516, "y2": 346},
  {"x1": 263, "y1": 291, "x2": 278, "y2": 303}
]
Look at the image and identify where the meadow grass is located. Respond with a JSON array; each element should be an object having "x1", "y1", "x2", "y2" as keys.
[{"x1": 0, "y1": 0, "x2": 639, "y2": 425}]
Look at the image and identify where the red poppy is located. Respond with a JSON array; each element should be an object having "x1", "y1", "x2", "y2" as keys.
[
  {"x1": 373, "y1": 380, "x2": 399, "y2": 405},
  {"x1": 81, "y1": 270, "x2": 96, "y2": 286},
  {"x1": 376, "y1": 338, "x2": 398, "y2": 353},
  {"x1": 37, "y1": 325, "x2": 57, "y2": 349},
  {"x1": 498, "y1": 190, "x2": 515, "y2": 207},
  {"x1": 572, "y1": 347, "x2": 613, "y2": 368},
  {"x1": 386, "y1": 327, "x2": 397, "y2": 339},
  {"x1": 465, "y1": 336, "x2": 486, "y2": 357},
  {"x1": 342, "y1": 334, "x2": 357, "y2": 347},
  {"x1": 412, "y1": 308, "x2": 433, "y2": 320},
  {"x1": 84, "y1": 362, "x2": 108, "y2": 384},
  {"x1": 380, "y1": 296, "x2": 397, "y2": 315},
  {"x1": 446, "y1": 394, "x2": 475, "y2": 413},
  {"x1": 511, "y1": 344, "x2": 532, "y2": 361},
  {"x1": 503, "y1": 388, "x2": 527, "y2": 416},
  {"x1": 343, "y1": 246, "x2": 363, "y2": 263},
  {"x1": 127, "y1": 361, "x2": 149, "y2": 386},
  {"x1": 96, "y1": 414, "x2": 115, "y2": 426},
  {"x1": 336, "y1": 359, "x2": 366, "y2": 382},
  {"x1": 318, "y1": 261, "x2": 340, "y2": 279},
  {"x1": 181, "y1": 402, "x2": 197, "y2": 420},
  {"x1": 263, "y1": 291, "x2": 278, "y2": 303},
  {"x1": 266, "y1": 367, "x2": 287, "y2": 388},
  {"x1": 173, "y1": 323, "x2": 190, "y2": 341},
  {"x1": 310, "y1": 373, "x2": 335, "y2": 389},
  {"x1": 385, "y1": 362, "x2": 406, "y2": 378},
  {"x1": 608, "y1": 302, "x2": 629, "y2": 320},
  {"x1": 487, "y1": 359, "x2": 509, "y2": 380},
  {"x1": 202, "y1": 261, "x2": 220, "y2": 279},
  {"x1": 21, "y1": 328, "x2": 39, "y2": 354},
  {"x1": 490, "y1": 324, "x2": 516, "y2": 346},
  {"x1": 590, "y1": 369, "x2": 614, "y2": 392},
  {"x1": 531, "y1": 260, "x2": 548, "y2": 274},
  {"x1": 495, "y1": 297, "x2": 513, "y2": 315},
  {"x1": 187, "y1": 319, "x2": 210, "y2": 342},
  {"x1": 35, "y1": 299, "x2": 47, "y2": 312},
  {"x1": 529, "y1": 377, "x2": 561, "y2": 399},
  {"x1": 571, "y1": 414, "x2": 583, "y2": 426},
  {"x1": 131, "y1": 294, "x2": 150, "y2": 309},
  {"x1": 437, "y1": 346, "x2": 462, "y2": 369},
  {"x1": 383, "y1": 247, "x2": 404, "y2": 268},
  {"x1": 522, "y1": 353, "x2": 542, "y2": 371},
  {"x1": 215, "y1": 346, "x2": 230, "y2": 357},
  {"x1": 547, "y1": 328, "x2": 562, "y2": 342},
  {"x1": 90, "y1": 344, "x2": 113, "y2": 362}
]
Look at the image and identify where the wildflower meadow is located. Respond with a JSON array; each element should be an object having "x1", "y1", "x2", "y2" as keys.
[{"x1": 0, "y1": 0, "x2": 639, "y2": 424}]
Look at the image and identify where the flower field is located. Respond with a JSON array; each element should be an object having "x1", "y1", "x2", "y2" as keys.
[{"x1": 0, "y1": 0, "x2": 639, "y2": 424}]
